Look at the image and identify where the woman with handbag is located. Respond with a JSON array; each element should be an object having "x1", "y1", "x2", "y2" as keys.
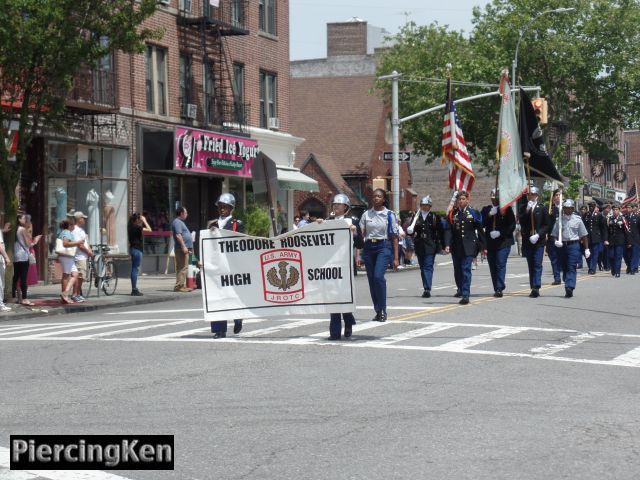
[
  {"x1": 57, "y1": 218, "x2": 83, "y2": 304},
  {"x1": 12, "y1": 214, "x2": 41, "y2": 306}
]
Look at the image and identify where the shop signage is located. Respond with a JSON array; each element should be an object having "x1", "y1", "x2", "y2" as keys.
[{"x1": 174, "y1": 127, "x2": 259, "y2": 178}]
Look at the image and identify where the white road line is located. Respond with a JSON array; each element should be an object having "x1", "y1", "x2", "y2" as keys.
[
  {"x1": 240, "y1": 318, "x2": 326, "y2": 338},
  {"x1": 0, "y1": 323, "x2": 73, "y2": 331},
  {"x1": 7, "y1": 320, "x2": 152, "y2": 339},
  {"x1": 73, "y1": 319, "x2": 202, "y2": 339},
  {"x1": 356, "y1": 306, "x2": 438, "y2": 311},
  {"x1": 611, "y1": 346, "x2": 640, "y2": 367},
  {"x1": 309, "y1": 319, "x2": 397, "y2": 338},
  {"x1": 0, "y1": 323, "x2": 95, "y2": 337},
  {"x1": 530, "y1": 332, "x2": 604, "y2": 357},
  {"x1": 431, "y1": 326, "x2": 529, "y2": 351},
  {"x1": 0, "y1": 447, "x2": 134, "y2": 480},
  {"x1": 362, "y1": 323, "x2": 458, "y2": 346},
  {"x1": 105, "y1": 308, "x2": 203, "y2": 315}
]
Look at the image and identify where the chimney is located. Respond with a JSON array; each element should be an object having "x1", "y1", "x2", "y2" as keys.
[{"x1": 327, "y1": 19, "x2": 367, "y2": 57}]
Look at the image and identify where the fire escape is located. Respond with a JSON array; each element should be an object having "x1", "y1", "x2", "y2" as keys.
[{"x1": 178, "y1": 0, "x2": 250, "y2": 134}]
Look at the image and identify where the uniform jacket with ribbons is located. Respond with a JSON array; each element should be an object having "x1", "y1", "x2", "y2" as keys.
[
  {"x1": 445, "y1": 206, "x2": 486, "y2": 257},
  {"x1": 625, "y1": 213, "x2": 640, "y2": 246},
  {"x1": 582, "y1": 211, "x2": 608, "y2": 244},
  {"x1": 607, "y1": 214, "x2": 628, "y2": 246},
  {"x1": 518, "y1": 202, "x2": 549, "y2": 247},
  {"x1": 481, "y1": 204, "x2": 516, "y2": 251},
  {"x1": 409, "y1": 211, "x2": 443, "y2": 256}
]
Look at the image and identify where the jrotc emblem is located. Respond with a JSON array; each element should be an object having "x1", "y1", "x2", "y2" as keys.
[{"x1": 261, "y1": 249, "x2": 304, "y2": 303}]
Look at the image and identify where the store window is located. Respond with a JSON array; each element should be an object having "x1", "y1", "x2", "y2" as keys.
[
  {"x1": 141, "y1": 175, "x2": 180, "y2": 255},
  {"x1": 46, "y1": 142, "x2": 129, "y2": 256}
]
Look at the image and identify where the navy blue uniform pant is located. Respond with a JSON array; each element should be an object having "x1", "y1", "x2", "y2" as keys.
[
  {"x1": 211, "y1": 319, "x2": 242, "y2": 334},
  {"x1": 546, "y1": 239, "x2": 561, "y2": 282},
  {"x1": 487, "y1": 246, "x2": 510, "y2": 293},
  {"x1": 452, "y1": 253, "x2": 474, "y2": 298},
  {"x1": 630, "y1": 245, "x2": 640, "y2": 273},
  {"x1": 557, "y1": 242, "x2": 581, "y2": 290},
  {"x1": 588, "y1": 242, "x2": 602, "y2": 272},
  {"x1": 329, "y1": 313, "x2": 356, "y2": 339},
  {"x1": 362, "y1": 241, "x2": 393, "y2": 314},
  {"x1": 417, "y1": 253, "x2": 436, "y2": 291},
  {"x1": 609, "y1": 245, "x2": 624, "y2": 275},
  {"x1": 523, "y1": 244, "x2": 544, "y2": 289}
]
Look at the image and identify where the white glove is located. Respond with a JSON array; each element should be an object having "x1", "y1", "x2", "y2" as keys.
[
  {"x1": 489, "y1": 230, "x2": 500, "y2": 239},
  {"x1": 489, "y1": 206, "x2": 498, "y2": 216},
  {"x1": 406, "y1": 227, "x2": 413, "y2": 235},
  {"x1": 585, "y1": 249, "x2": 591, "y2": 259},
  {"x1": 554, "y1": 240, "x2": 563, "y2": 248},
  {"x1": 529, "y1": 234, "x2": 539, "y2": 244},
  {"x1": 526, "y1": 201, "x2": 535, "y2": 212}
]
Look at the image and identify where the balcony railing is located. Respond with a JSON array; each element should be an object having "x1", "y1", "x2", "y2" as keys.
[
  {"x1": 68, "y1": 69, "x2": 116, "y2": 107},
  {"x1": 180, "y1": 0, "x2": 249, "y2": 35}
]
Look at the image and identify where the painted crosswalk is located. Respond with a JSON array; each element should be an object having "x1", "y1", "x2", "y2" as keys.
[{"x1": 3, "y1": 317, "x2": 640, "y2": 369}]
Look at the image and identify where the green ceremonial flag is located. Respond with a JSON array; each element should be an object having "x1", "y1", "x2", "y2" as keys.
[{"x1": 496, "y1": 71, "x2": 527, "y2": 213}]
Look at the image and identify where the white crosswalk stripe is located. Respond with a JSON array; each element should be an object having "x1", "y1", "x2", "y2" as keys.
[{"x1": 3, "y1": 318, "x2": 640, "y2": 368}]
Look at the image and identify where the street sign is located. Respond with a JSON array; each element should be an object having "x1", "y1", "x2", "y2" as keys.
[{"x1": 383, "y1": 151, "x2": 411, "y2": 162}]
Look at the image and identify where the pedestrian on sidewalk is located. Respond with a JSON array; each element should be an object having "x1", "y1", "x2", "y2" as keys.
[
  {"x1": 0, "y1": 224, "x2": 12, "y2": 312},
  {"x1": 12, "y1": 214, "x2": 42, "y2": 306},
  {"x1": 70, "y1": 211, "x2": 94, "y2": 303},
  {"x1": 208, "y1": 193, "x2": 244, "y2": 338},
  {"x1": 57, "y1": 218, "x2": 84, "y2": 304},
  {"x1": 128, "y1": 212, "x2": 152, "y2": 296},
  {"x1": 357, "y1": 188, "x2": 399, "y2": 322},
  {"x1": 172, "y1": 206, "x2": 193, "y2": 293}
]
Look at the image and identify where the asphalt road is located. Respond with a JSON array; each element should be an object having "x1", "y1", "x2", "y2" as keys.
[{"x1": 1, "y1": 256, "x2": 640, "y2": 479}]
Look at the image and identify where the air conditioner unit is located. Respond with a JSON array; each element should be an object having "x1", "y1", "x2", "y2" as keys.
[
  {"x1": 268, "y1": 117, "x2": 280, "y2": 130},
  {"x1": 186, "y1": 103, "x2": 197, "y2": 119},
  {"x1": 158, "y1": 0, "x2": 170, "y2": 5}
]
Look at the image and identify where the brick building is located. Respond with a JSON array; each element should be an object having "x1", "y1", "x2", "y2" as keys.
[
  {"x1": 623, "y1": 130, "x2": 640, "y2": 193},
  {"x1": 290, "y1": 19, "x2": 417, "y2": 218},
  {"x1": 14, "y1": 0, "x2": 312, "y2": 278}
]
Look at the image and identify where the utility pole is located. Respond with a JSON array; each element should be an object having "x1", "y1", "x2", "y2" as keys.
[{"x1": 378, "y1": 71, "x2": 401, "y2": 212}]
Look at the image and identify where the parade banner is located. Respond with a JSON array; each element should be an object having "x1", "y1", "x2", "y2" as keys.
[{"x1": 200, "y1": 221, "x2": 356, "y2": 321}]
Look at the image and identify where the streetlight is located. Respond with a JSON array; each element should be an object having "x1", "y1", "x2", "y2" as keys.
[{"x1": 511, "y1": 7, "x2": 575, "y2": 86}]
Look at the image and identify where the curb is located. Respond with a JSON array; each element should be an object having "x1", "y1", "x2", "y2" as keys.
[{"x1": 0, "y1": 291, "x2": 199, "y2": 322}]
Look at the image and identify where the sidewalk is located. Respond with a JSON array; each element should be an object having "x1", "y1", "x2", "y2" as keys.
[{"x1": 0, "y1": 274, "x2": 200, "y2": 322}]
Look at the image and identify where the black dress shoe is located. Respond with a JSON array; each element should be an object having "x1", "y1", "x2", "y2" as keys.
[
  {"x1": 551, "y1": 280, "x2": 561, "y2": 286},
  {"x1": 327, "y1": 335, "x2": 341, "y2": 341},
  {"x1": 344, "y1": 323, "x2": 352, "y2": 338},
  {"x1": 459, "y1": 297, "x2": 470, "y2": 305},
  {"x1": 565, "y1": 288, "x2": 573, "y2": 298},
  {"x1": 454, "y1": 292, "x2": 462, "y2": 298},
  {"x1": 615, "y1": 273, "x2": 621, "y2": 278},
  {"x1": 529, "y1": 288, "x2": 540, "y2": 298},
  {"x1": 588, "y1": 270, "x2": 596, "y2": 275},
  {"x1": 372, "y1": 312, "x2": 381, "y2": 322},
  {"x1": 422, "y1": 290, "x2": 431, "y2": 298},
  {"x1": 131, "y1": 289, "x2": 143, "y2": 296},
  {"x1": 213, "y1": 332, "x2": 226, "y2": 339},
  {"x1": 379, "y1": 311, "x2": 387, "y2": 322},
  {"x1": 233, "y1": 320, "x2": 243, "y2": 334},
  {"x1": 493, "y1": 291, "x2": 503, "y2": 298}
]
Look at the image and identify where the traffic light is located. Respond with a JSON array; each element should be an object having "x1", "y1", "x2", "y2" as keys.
[{"x1": 532, "y1": 97, "x2": 548, "y2": 125}]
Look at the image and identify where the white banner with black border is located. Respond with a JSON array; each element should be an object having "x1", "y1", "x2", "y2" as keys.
[{"x1": 200, "y1": 221, "x2": 356, "y2": 321}]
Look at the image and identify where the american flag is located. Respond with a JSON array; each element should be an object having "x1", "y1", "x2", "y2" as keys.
[
  {"x1": 442, "y1": 79, "x2": 474, "y2": 192},
  {"x1": 622, "y1": 179, "x2": 638, "y2": 206}
]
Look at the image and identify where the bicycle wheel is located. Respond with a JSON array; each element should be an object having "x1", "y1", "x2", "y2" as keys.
[
  {"x1": 85, "y1": 262, "x2": 94, "y2": 298},
  {"x1": 95, "y1": 255, "x2": 105, "y2": 297},
  {"x1": 101, "y1": 260, "x2": 118, "y2": 296}
]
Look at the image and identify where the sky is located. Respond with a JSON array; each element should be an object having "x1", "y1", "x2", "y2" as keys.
[{"x1": 289, "y1": 0, "x2": 490, "y2": 61}]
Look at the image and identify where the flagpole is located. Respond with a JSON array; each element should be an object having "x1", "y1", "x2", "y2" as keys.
[{"x1": 444, "y1": 65, "x2": 457, "y2": 215}]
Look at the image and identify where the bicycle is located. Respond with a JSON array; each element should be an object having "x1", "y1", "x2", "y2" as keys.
[{"x1": 85, "y1": 244, "x2": 118, "y2": 297}]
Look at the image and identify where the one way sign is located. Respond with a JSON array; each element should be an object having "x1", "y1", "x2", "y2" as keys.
[{"x1": 382, "y1": 151, "x2": 411, "y2": 162}]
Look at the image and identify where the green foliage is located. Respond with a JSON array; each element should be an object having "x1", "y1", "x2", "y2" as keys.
[
  {"x1": 376, "y1": 1, "x2": 640, "y2": 170},
  {"x1": 235, "y1": 207, "x2": 271, "y2": 237},
  {"x1": 554, "y1": 144, "x2": 584, "y2": 200}
]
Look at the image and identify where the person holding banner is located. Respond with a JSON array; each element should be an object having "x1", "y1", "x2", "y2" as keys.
[
  {"x1": 322, "y1": 194, "x2": 363, "y2": 339},
  {"x1": 519, "y1": 186, "x2": 549, "y2": 298},
  {"x1": 406, "y1": 195, "x2": 443, "y2": 298},
  {"x1": 208, "y1": 193, "x2": 244, "y2": 338},
  {"x1": 482, "y1": 189, "x2": 516, "y2": 298},
  {"x1": 357, "y1": 188, "x2": 399, "y2": 322},
  {"x1": 551, "y1": 199, "x2": 589, "y2": 298},
  {"x1": 444, "y1": 191, "x2": 486, "y2": 305}
]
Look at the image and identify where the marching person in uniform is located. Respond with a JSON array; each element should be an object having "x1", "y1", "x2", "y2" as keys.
[
  {"x1": 444, "y1": 191, "x2": 486, "y2": 305},
  {"x1": 482, "y1": 189, "x2": 516, "y2": 297},
  {"x1": 551, "y1": 199, "x2": 589, "y2": 298},
  {"x1": 357, "y1": 188, "x2": 399, "y2": 322},
  {"x1": 519, "y1": 186, "x2": 549, "y2": 298},
  {"x1": 606, "y1": 204, "x2": 628, "y2": 278},
  {"x1": 406, "y1": 195, "x2": 443, "y2": 298},
  {"x1": 626, "y1": 203, "x2": 640, "y2": 275},
  {"x1": 583, "y1": 200, "x2": 608, "y2": 275},
  {"x1": 322, "y1": 193, "x2": 363, "y2": 340},
  {"x1": 208, "y1": 193, "x2": 244, "y2": 338},
  {"x1": 546, "y1": 189, "x2": 562, "y2": 285}
]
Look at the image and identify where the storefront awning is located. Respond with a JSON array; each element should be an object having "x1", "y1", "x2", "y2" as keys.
[{"x1": 276, "y1": 166, "x2": 319, "y2": 192}]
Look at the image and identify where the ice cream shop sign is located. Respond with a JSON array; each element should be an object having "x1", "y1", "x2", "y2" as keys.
[{"x1": 174, "y1": 127, "x2": 259, "y2": 178}]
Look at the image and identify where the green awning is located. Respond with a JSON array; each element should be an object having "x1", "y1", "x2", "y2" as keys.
[{"x1": 276, "y1": 166, "x2": 319, "y2": 192}]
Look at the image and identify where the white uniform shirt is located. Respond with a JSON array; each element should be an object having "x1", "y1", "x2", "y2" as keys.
[
  {"x1": 552, "y1": 213, "x2": 588, "y2": 241},
  {"x1": 359, "y1": 208, "x2": 399, "y2": 241}
]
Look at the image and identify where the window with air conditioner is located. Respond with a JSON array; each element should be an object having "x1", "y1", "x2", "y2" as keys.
[
  {"x1": 145, "y1": 45, "x2": 168, "y2": 116},
  {"x1": 180, "y1": 54, "x2": 193, "y2": 118},
  {"x1": 232, "y1": 63, "x2": 245, "y2": 124},
  {"x1": 259, "y1": 70, "x2": 277, "y2": 129}
]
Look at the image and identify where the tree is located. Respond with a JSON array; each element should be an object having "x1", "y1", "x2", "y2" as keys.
[
  {"x1": 376, "y1": 1, "x2": 640, "y2": 173},
  {"x1": 0, "y1": 0, "x2": 159, "y2": 289}
]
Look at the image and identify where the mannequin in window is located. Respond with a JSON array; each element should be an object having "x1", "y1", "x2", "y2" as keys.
[
  {"x1": 55, "y1": 187, "x2": 68, "y2": 222},
  {"x1": 103, "y1": 189, "x2": 116, "y2": 246},
  {"x1": 86, "y1": 188, "x2": 100, "y2": 243}
]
